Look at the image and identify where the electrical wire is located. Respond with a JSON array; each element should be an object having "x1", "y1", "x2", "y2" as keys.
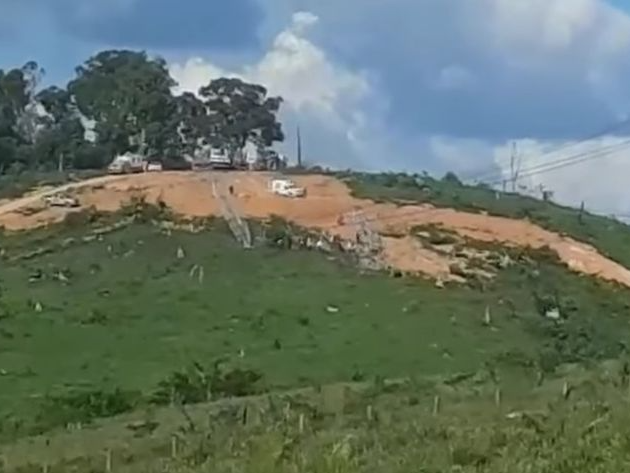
[
  {"x1": 484, "y1": 138, "x2": 630, "y2": 186},
  {"x1": 465, "y1": 117, "x2": 630, "y2": 185}
]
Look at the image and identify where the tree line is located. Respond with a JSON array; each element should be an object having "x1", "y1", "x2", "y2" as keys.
[{"x1": 0, "y1": 50, "x2": 284, "y2": 174}]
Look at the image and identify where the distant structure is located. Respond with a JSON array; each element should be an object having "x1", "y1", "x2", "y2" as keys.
[
  {"x1": 297, "y1": 126, "x2": 303, "y2": 168},
  {"x1": 184, "y1": 140, "x2": 287, "y2": 171}
]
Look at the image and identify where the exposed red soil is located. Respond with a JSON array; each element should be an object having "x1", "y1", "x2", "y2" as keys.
[{"x1": 1, "y1": 171, "x2": 629, "y2": 287}]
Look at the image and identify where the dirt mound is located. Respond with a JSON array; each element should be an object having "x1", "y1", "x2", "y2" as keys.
[{"x1": 1, "y1": 171, "x2": 630, "y2": 287}]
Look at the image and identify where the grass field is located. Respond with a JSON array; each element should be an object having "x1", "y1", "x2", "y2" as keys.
[
  {"x1": 1, "y1": 202, "x2": 630, "y2": 447},
  {"x1": 4, "y1": 360, "x2": 630, "y2": 472},
  {"x1": 0, "y1": 170, "x2": 104, "y2": 201},
  {"x1": 1, "y1": 176, "x2": 630, "y2": 471}
]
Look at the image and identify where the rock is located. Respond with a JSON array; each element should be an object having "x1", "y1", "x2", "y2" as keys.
[
  {"x1": 435, "y1": 278, "x2": 445, "y2": 289},
  {"x1": 176, "y1": 247, "x2": 185, "y2": 259},
  {"x1": 545, "y1": 307, "x2": 561, "y2": 320},
  {"x1": 326, "y1": 305, "x2": 340, "y2": 314},
  {"x1": 499, "y1": 254, "x2": 512, "y2": 269}
]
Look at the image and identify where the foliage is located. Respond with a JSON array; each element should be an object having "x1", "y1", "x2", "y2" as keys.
[
  {"x1": 198, "y1": 77, "x2": 284, "y2": 149},
  {"x1": 68, "y1": 50, "x2": 179, "y2": 160},
  {"x1": 152, "y1": 361, "x2": 263, "y2": 405},
  {"x1": 34, "y1": 388, "x2": 140, "y2": 431},
  {"x1": 7, "y1": 365, "x2": 630, "y2": 472},
  {"x1": 0, "y1": 169, "x2": 103, "y2": 200},
  {"x1": 0, "y1": 51, "x2": 285, "y2": 174},
  {"x1": 0, "y1": 217, "x2": 630, "y2": 443}
]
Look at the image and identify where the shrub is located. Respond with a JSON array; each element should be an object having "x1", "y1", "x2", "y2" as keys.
[
  {"x1": 152, "y1": 361, "x2": 264, "y2": 405},
  {"x1": 35, "y1": 388, "x2": 140, "y2": 430}
]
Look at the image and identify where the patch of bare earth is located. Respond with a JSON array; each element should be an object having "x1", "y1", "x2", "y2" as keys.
[{"x1": 1, "y1": 171, "x2": 629, "y2": 287}]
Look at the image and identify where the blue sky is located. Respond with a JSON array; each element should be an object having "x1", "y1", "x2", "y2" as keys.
[{"x1": 3, "y1": 0, "x2": 630, "y2": 214}]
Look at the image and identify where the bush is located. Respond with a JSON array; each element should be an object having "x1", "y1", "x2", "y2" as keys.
[
  {"x1": 61, "y1": 207, "x2": 101, "y2": 228},
  {"x1": 121, "y1": 196, "x2": 171, "y2": 222},
  {"x1": 152, "y1": 361, "x2": 263, "y2": 405},
  {"x1": 442, "y1": 171, "x2": 462, "y2": 186},
  {"x1": 35, "y1": 388, "x2": 140, "y2": 430}
]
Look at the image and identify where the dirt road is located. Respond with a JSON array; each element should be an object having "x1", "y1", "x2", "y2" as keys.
[
  {"x1": 0, "y1": 174, "x2": 128, "y2": 217},
  {"x1": 1, "y1": 170, "x2": 630, "y2": 287}
]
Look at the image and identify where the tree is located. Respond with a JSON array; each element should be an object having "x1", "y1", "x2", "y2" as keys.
[
  {"x1": 34, "y1": 86, "x2": 79, "y2": 170},
  {"x1": 198, "y1": 78, "x2": 284, "y2": 150},
  {"x1": 0, "y1": 51, "x2": 287, "y2": 173},
  {"x1": 67, "y1": 50, "x2": 178, "y2": 159},
  {"x1": 174, "y1": 92, "x2": 207, "y2": 156},
  {"x1": 0, "y1": 62, "x2": 44, "y2": 172}
]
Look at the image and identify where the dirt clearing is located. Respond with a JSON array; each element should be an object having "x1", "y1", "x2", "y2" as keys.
[{"x1": 1, "y1": 171, "x2": 629, "y2": 287}]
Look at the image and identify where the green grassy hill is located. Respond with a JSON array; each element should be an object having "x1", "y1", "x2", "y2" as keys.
[
  {"x1": 343, "y1": 172, "x2": 630, "y2": 267},
  {"x1": 1, "y1": 174, "x2": 630, "y2": 471}
]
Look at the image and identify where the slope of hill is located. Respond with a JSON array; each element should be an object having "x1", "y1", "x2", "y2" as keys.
[
  {"x1": 0, "y1": 170, "x2": 630, "y2": 471},
  {"x1": 1, "y1": 171, "x2": 630, "y2": 286},
  {"x1": 345, "y1": 172, "x2": 630, "y2": 269}
]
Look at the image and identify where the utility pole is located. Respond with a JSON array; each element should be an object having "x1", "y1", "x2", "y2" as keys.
[
  {"x1": 296, "y1": 125, "x2": 303, "y2": 168},
  {"x1": 510, "y1": 141, "x2": 518, "y2": 192}
]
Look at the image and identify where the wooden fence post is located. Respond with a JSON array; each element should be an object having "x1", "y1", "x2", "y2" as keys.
[
  {"x1": 171, "y1": 435, "x2": 178, "y2": 459},
  {"x1": 562, "y1": 381, "x2": 571, "y2": 400},
  {"x1": 366, "y1": 404, "x2": 374, "y2": 422},
  {"x1": 104, "y1": 449, "x2": 112, "y2": 473},
  {"x1": 433, "y1": 395, "x2": 441, "y2": 416},
  {"x1": 298, "y1": 413, "x2": 305, "y2": 433}
]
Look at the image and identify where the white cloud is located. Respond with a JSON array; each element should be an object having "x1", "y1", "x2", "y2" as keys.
[
  {"x1": 490, "y1": 136, "x2": 630, "y2": 216},
  {"x1": 170, "y1": 1, "x2": 630, "y2": 215},
  {"x1": 427, "y1": 134, "x2": 630, "y2": 216},
  {"x1": 246, "y1": 13, "x2": 370, "y2": 119},
  {"x1": 170, "y1": 59, "x2": 230, "y2": 95},
  {"x1": 169, "y1": 11, "x2": 378, "y2": 169},
  {"x1": 246, "y1": 0, "x2": 630, "y2": 215}
]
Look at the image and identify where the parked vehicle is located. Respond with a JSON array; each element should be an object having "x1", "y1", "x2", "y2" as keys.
[
  {"x1": 108, "y1": 153, "x2": 145, "y2": 174},
  {"x1": 43, "y1": 193, "x2": 80, "y2": 208},
  {"x1": 145, "y1": 161, "x2": 163, "y2": 172},
  {"x1": 208, "y1": 148, "x2": 233, "y2": 169},
  {"x1": 269, "y1": 178, "x2": 306, "y2": 198}
]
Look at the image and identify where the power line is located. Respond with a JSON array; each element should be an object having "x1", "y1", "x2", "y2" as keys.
[
  {"x1": 466, "y1": 117, "x2": 630, "y2": 185},
  {"x1": 328, "y1": 141, "x2": 630, "y2": 232},
  {"x1": 484, "y1": 138, "x2": 630, "y2": 186},
  {"x1": 318, "y1": 120, "x2": 630, "y2": 233}
]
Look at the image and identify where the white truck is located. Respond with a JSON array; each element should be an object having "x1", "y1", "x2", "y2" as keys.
[
  {"x1": 108, "y1": 152, "x2": 145, "y2": 174},
  {"x1": 269, "y1": 178, "x2": 306, "y2": 198},
  {"x1": 208, "y1": 147, "x2": 233, "y2": 169}
]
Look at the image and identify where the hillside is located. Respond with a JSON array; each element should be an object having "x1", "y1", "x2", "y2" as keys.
[
  {"x1": 1, "y1": 170, "x2": 630, "y2": 471},
  {"x1": 2, "y1": 171, "x2": 630, "y2": 285}
]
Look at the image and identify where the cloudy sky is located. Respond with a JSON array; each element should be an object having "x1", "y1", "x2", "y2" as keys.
[{"x1": 3, "y1": 0, "x2": 630, "y2": 215}]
